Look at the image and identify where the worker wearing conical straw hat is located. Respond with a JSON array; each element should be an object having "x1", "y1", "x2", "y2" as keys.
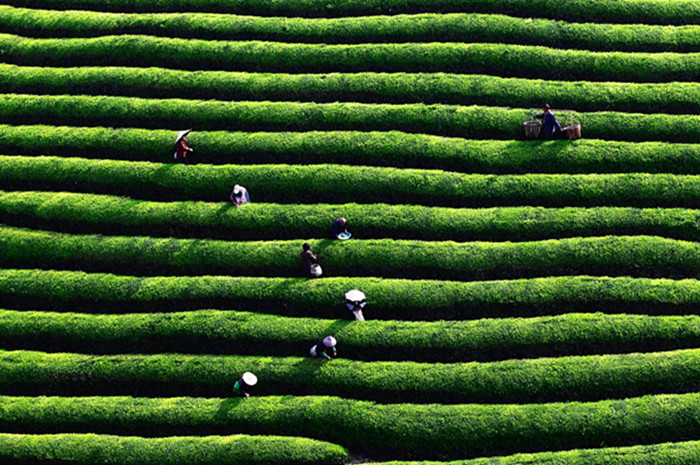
[
  {"x1": 345, "y1": 289, "x2": 367, "y2": 321},
  {"x1": 173, "y1": 129, "x2": 194, "y2": 164},
  {"x1": 310, "y1": 336, "x2": 337, "y2": 360},
  {"x1": 233, "y1": 372, "x2": 258, "y2": 398},
  {"x1": 230, "y1": 184, "x2": 250, "y2": 206}
]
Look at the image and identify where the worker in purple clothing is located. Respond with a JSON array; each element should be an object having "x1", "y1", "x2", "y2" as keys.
[{"x1": 533, "y1": 104, "x2": 562, "y2": 139}]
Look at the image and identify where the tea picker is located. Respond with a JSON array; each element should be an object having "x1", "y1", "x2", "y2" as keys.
[
  {"x1": 233, "y1": 371, "x2": 258, "y2": 398},
  {"x1": 173, "y1": 129, "x2": 194, "y2": 164},
  {"x1": 532, "y1": 104, "x2": 562, "y2": 139},
  {"x1": 310, "y1": 336, "x2": 337, "y2": 360},
  {"x1": 230, "y1": 184, "x2": 250, "y2": 206},
  {"x1": 301, "y1": 242, "x2": 322, "y2": 278},
  {"x1": 345, "y1": 289, "x2": 367, "y2": 321},
  {"x1": 331, "y1": 217, "x2": 351, "y2": 240}
]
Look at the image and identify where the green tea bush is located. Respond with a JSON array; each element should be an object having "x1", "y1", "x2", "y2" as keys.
[
  {"x1": 375, "y1": 440, "x2": 700, "y2": 465},
  {"x1": 1, "y1": 94, "x2": 698, "y2": 141},
  {"x1": 7, "y1": 190, "x2": 700, "y2": 242},
  {"x1": 5, "y1": 156, "x2": 700, "y2": 207},
  {"x1": 0, "y1": 433, "x2": 348, "y2": 465},
  {"x1": 0, "y1": 34, "x2": 697, "y2": 82},
  {"x1": 3, "y1": 309, "x2": 699, "y2": 361},
  {"x1": 2, "y1": 65, "x2": 700, "y2": 113},
  {"x1": 2, "y1": 348, "x2": 700, "y2": 402},
  {"x1": 2, "y1": 269, "x2": 699, "y2": 319},
  {"x1": 4, "y1": 125, "x2": 700, "y2": 174},
  {"x1": 2, "y1": 6, "x2": 698, "y2": 52},
  {"x1": 4, "y1": 226, "x2": 700, "y2": 279},
  {"x1": 1, "y1": 393, "x2": 699, "y2": 458},
  {"x1": 1, "y1": 0, "x2": 696, "y2": 24}
]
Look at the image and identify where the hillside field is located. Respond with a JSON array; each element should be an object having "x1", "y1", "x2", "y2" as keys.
[{"x1": 0, "y1": 0, "x2": 700, "y2": 463}]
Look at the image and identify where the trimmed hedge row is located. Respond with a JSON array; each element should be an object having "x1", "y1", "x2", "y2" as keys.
[
  {"x1": 3, "y1": 309, "x2": 700, "y2": 361},
  {"x1": 3, "y1": 6, "x2": 699, "y2": 52},
  {"x1": 0, "y1": 0, "x2": 696, "y2": 25},
  {"x1": 3, "y1": 226, "x2": 700, "y2": 280},
  {"x1": 1, "y1": 95, "x2": 698, "y2": 142},
  {"x1": 0, "y1": 433, "x2": 347, "y2": 465},
  {"x1": 4, "y1": 125, "x2": 700, "y2": 174},
  {"x1": 6, "y1": 157, "x2": 700, "y2": 208},
  {"x1": 0, "y1": 34, "x2": 697, "y2": 82},
  {"x1": 3, "y1": 348, "x2": 700, "y2": 402},
  {"x1": 3, "y1": 65, "x2": 700, "y2": 114},
  {"x1": 1, "y1": 393, "x2": 700, "y2": 458},
  {"x1": 0, "y1": 128, "x2": 646, "y2": 175},
  {"x1": 376, "y1": 441, "x2": 700, "y2": 465},
  {"x1": 9, "y1": 190, "x2": 700, "y2": 242},
  {"x1": 4, "y1": 269, "x2": 700, "y2": 319}
]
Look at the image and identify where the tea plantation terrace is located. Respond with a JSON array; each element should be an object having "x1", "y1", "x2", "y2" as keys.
[{"x1": 0, "y1": 0, "x2": 698, "y2": 463}]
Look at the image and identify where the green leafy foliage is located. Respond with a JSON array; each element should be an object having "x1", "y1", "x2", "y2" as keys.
[
  {"x1": 3, "y1": 65, "x2": 700, "y2": 113},
  {"x1": 0, "y1": 34, "x2": 697, "y2": 82},
  {"x1": 0, "y1": 94, "x2": 698, "y2": 142},
  {"x1": 376, "y1": 440, "x2": 700, "y2": 465},
  {"x1": 0, "y1": 0, "x2": 698, "y2": 461},
  {"x1": 1, "y1": 0, "x2": 696, "y2": 25},
  {"x1": 5, "y1": 125, "x2": 700, "y2": 174},
  {"x1": 1, "y1": 393, "x2": 699, "y2": 458},
  {"x1": 2, "y1": 348, "x2": 700, "y2": 403},
  {"x1": 3, "y1": 309, "x2": 700, "y2": 362},
  {"x1": 4, "y1": 225, "x2": 700, "y2": 279},
  {"x1": 0, "y1": 433, "x2": 348, "y2": 465},
  {"x1": 2, "y1": 6, "x2": 699, "y2": 52},
  {"x1": 2, "y1": 268, "x2": 699, "y2": 319},
  {"x1": 5, "y1": 156, "x2": 700, "y2": 207},
  {"x1": 8, "y1": 190, "x2": 700, "y2": 242}
]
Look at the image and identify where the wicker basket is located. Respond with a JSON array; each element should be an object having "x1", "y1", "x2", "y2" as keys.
[
  {"x1": 562, "y1": 110, "x2": 581, "y2": 140},
  {"x1": 562, "y1": 123, "x2": 581, "y2": 140},
  {"x1": 523, "y1": 120, "x2": 541, "y2": 139}
]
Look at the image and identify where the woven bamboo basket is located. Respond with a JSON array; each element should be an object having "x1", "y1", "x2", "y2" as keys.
[
  {"x1": 562, "y1": 124, "x2": 581, "y2": 139},
  {"x1": 523, "y1": 120, "x2": 541, "y2": 139},
  {"x1": 562, "y1": 111, "x2": 581, "y2": 139}
]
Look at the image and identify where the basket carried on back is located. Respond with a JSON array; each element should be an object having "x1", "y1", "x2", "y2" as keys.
[{"x1": 523, "y1": 120, "x2": 541, "y2": 139}]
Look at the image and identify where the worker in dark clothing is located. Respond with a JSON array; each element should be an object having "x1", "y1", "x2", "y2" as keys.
[
  {"x1": 310, "y1": 336, "x2": 337, "y2": 360},
  {"x1": 533, "y1": 104, "x2": 562, "y2": 139},
  {"x1": 233, "y1": 372, "x2": 257, "y2": 398},
  {"x1": 331, "y1": 217, "x2": 349, "y2": 239},
  {"x1": 301, "y1": 243, "x2": 321, "y2": 277}
]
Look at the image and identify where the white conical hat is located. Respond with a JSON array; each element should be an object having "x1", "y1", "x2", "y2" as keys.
[
  {"x1": 345, "y1": 289, "x2": 365, "y2": 301},
  {"x1": 242, "y1": 372, "x2": 258, "y2": 386},
  {"x1": 323, "y1": 336, "x2": 337, "y2": 347},
  {"x1": 174, "y1": 129, "x2": 192, "y2": 145}
]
